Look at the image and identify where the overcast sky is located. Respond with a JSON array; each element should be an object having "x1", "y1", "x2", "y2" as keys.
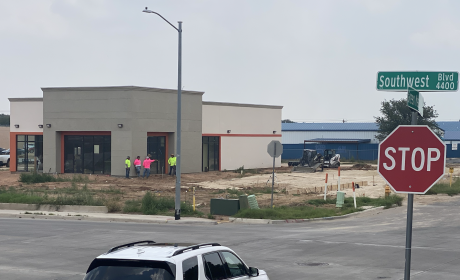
[{"x1": 1, "y1": 0, "x2": 460, "y2": 122}]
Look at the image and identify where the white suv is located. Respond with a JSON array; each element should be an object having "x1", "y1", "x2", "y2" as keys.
[{"x1": 84, "y1": 241, "x2": 269, "y2": 280}]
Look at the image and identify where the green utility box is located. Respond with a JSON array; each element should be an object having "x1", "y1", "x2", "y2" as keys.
[
  {"x1": 210, "y1": 199, "x2": 240, "y2": 216},
  {"x1": 239, "y1": 195, "x2": 250, "y2": 210},
  {"x1": 336, "y1": 191, "x2": 345, "y2": 208}
]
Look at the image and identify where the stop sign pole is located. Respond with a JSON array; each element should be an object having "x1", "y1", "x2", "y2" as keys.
[{"x1": 404, "y1": 112, "x2": 417, "y2": 280}]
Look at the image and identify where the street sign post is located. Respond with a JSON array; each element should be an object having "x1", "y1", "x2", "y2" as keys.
[
  {"x1": 407, "y1": 87, "x2": 424, "y2": 117},
  {"x1": 377, "y1": 71, "x2": 459, "y2": 91},
  {"x1": 377, "y1": 70, "x2": 450, "y2": 280},
  {"x1": 378, "y1": 124, "x2": 446, "y2": 280},
  {"x1": 267, "y1": 140, "x2": 283, "y2": 208},
  {"x1": 378, "y1": 126, "x2": 446, "y2": 194}
]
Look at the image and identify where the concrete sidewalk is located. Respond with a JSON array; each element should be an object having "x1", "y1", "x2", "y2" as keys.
[{"x1": 0, "y1": 209, "x2": 218, "y2": 225}]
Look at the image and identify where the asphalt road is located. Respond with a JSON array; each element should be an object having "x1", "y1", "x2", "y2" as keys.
[{"x1": 1, "y1": 197, "x2": 460, "y2": 280}]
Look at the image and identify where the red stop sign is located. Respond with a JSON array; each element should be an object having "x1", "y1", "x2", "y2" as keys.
[{"x1": 378, "y1": 125, "x2": 446, "y2": 194}]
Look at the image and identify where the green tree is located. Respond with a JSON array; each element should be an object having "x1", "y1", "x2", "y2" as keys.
[
  {"x1": 282, "y1": 119, "x2": 295, "y2": 123},
  {"x1": 0, "y1": 114, "x2": 10, "y2": 126},
  {"x1": 374, "y1": 98, "x2": 441, "y2": 142}
]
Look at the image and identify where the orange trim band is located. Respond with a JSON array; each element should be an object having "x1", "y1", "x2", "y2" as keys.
[
  {"x1": 9, "y1": 132, "x2": 43, "y2": 172},
  {"x1": 202, "y1": 133, "x2": 282, "y2": 137}
]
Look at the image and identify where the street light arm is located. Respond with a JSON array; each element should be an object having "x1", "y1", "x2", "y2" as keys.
[{"x1": 143, "y1": 7, "x2": 179, "y2": 32}]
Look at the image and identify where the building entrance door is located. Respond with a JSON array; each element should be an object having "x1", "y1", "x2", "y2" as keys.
[
  {"x1": 147, "y1": 136, "x2": 166, "y2": 174},
  {"x1": 64, "y1": 136, "x2": 83, "y2": 173},
  {"x1": 64, "y1": 135, "x2": 111, "y2": 174},
  {"x1": 202, "y1": 136, "x2": 219, "y2": 172}
]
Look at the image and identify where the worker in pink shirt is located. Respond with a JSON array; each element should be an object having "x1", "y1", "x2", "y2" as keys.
[
  {"x1": 133, "y1": 156, "x2": 141, "y2": 178},
  {"x1": 142, "y1": 155, "x2": 156, "y2": 179}
]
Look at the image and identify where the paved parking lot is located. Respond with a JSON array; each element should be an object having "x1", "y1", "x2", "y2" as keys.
[{"x1": 1, "y1": 196, "x2": 460, "y2": 279}]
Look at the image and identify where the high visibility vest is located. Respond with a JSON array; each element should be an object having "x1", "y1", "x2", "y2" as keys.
[
  {"x1": 168, "y1": 157, "x2": 176, "y2": 166},
  {"x1": 125, "y1": 159, "x2": 131, "y2": 168}
]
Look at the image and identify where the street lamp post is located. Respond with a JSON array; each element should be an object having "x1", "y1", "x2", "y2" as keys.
[{"x1": 143, "y1": 7, "x2": 182, "y2": 220}]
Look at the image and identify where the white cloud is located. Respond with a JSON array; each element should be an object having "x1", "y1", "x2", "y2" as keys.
[
  {"x1": 0, "y1": 0, "x2": 68, "y2": 38},
  {"x1": 411, "y1": 19, "x2": 460, "y2": 49},
  {"x1": 354, "y1": 0, "x2": 402, "y2": 13}
]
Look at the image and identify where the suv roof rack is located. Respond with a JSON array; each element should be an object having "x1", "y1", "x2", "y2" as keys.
[
  {"x1": 107, "y1": 240, "x2": 156, "y2": 254},
  {"x1": 172, "y1": 243, "x2": 221, "y2": 256}
]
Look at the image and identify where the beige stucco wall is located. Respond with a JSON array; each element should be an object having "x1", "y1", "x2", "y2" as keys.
[
  {"x1": 42, "y1": 86, "x2": 203, "y2": 176},
  {"x1": 202, "y1": 102, "x2": 283, "y2": 170},
  {"x1": 9, "y1": 99, "x2": 43, "y2": 133},
  {"x1": 221, "y1": 136, "x2": 282, "y2": 170},
  {"x1": 0, "y1": 127, "x2": 9, "y2": 149},
  {"x1": 202, "y1": 103, "x2": 282, "y2": 135}
]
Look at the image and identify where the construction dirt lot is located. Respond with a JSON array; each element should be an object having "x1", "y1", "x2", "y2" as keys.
[{"x1": 1, "y1": 162, "x2": 460, "y2": 215}]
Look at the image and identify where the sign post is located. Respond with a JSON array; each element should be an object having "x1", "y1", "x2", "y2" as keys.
[
  {"x1": 407, "y1": 87, "x2": 424, "y2": 117},
  {"x1": 267, "y1": 140, "x2": 283, "y2": 208}
]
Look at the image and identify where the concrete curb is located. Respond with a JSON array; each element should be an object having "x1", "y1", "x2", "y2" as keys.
[
  {"x1": 228, "y1": 218, "x2": 271, "y2": 224},
  {"x1": 230, "y1": 206, "x2": 385, "y2": 225},
  {"x1": 0, "y1": 203, "x2": 108, "y2": 213},
  {"x1": 0, "y1": 210, "x2": 218, "y2": 225}
]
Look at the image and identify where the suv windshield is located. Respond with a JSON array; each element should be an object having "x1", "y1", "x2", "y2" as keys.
[{"x1": 84, "y1": 259, "x2": 175, "y2": 280}]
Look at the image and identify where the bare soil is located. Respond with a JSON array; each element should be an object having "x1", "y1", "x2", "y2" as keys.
[{"x1": 1, "y1": 163, "x2": 460, "y2": 214}]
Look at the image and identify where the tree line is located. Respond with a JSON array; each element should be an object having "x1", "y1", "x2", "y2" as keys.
[{"x1": 0, "y1": 114, "x2": 10, "y2": 126}]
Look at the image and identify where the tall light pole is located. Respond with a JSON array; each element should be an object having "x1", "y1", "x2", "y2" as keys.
[{"x1": 143, "y1": 7, "x2": 182, "y2": 220}]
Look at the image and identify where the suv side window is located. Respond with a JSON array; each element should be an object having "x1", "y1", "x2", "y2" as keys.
[
  {"x1": 183, "y1": 256, "x2": 199, "y2": 280},
  {"x1": 220, "y1": 251, "x2": 247, "y2": 278},
  {"x1": 203, "y1": 252, "x2": 227, "y2": 280}
]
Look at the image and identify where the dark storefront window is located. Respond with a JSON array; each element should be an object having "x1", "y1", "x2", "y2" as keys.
[
  {"x1": 202, "y1": 136, "x2": 219, "y2": 172},
  {"x1": 147, "y1": 136, "x2": 166, "y2": 174},
  {"x1": 64, "y1": 135, "x2": 111, "y2": 174},
  {"x1": 16, "y1": 135, "x2": 43, "y2": 172}
]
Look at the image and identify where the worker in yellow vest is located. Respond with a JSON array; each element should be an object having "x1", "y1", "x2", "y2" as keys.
[
  {"x1": 125, "y1": 156, "x2": 131, "y2": 179},
  {"x1": 168, "y1": 154, "x2": 176, "y2": 175}
]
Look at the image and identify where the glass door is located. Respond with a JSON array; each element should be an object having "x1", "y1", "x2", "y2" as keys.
[
  {"x1": 202, "y1": 136, "x2": 219, "y2": 171},
  {"x1": 64, "y1": 135, "x2": 111, "y2": 174},
  {"x1": 147, "y1": 136, "x2": 166, "y2": 174}
]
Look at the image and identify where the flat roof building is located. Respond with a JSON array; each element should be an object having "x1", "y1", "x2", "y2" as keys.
[{"x1": 8, "y1": 86, "x2": 282, "y2": 176}]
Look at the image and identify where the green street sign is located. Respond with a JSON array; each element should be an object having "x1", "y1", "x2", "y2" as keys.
[
  {"x1": 407, "y1": 87, "x2": 424, "y2": 117},
  {"x1": 377, "y1": 71, "x2": 458, "y2": 91}
]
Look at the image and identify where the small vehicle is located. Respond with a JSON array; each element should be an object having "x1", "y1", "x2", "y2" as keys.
[
  {"x1": 322, "y1": 149, "x2": 340, "y2": 169},
  {"x1": 84, "y1": 241, "x2": 269, "y2": 280},
  {"x1": 0, "y1": 149, "x2": 10, "y2": 167}
]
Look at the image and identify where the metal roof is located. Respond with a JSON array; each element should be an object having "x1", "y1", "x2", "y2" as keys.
[
  {"x1": 41, "y1": 86, "x2": 204, "y2": 95},
  {"x1": 304, "y1": 138, "x2": 371, "y2": 144},
  {"x1": 437, "y1": 121, "x2": 460, "y2": 132},
  {"x1": 283, "y1": 121, "x2": 460, "y2": 132},
  {"x1": 282, "y1": 123, "x2": 379, "y2": 131},
  {"x1": 203, "y1": 101, "x2": 283, "y2": 109},
  {"x1": 444, "y1": 131, "x2": 460, "y2": 141}
]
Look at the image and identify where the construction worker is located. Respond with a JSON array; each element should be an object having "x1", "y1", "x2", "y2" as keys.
[
  {"x1": 133, "y1": 156, "x2": 141, "y2": 178},
  {"x1": 125, "y1": 156, "x2": 131, "y2": 179},
  {"x1": 142, "y1": 155, "x2": 156, "y2": 179},
  {"x1": 168, "y1": 154, "x2": 176, "y2": 175}
]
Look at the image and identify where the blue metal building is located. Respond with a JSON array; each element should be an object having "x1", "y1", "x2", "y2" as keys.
[{"x1": 282, "y1": 121, "x2": 460, "y2": 160}]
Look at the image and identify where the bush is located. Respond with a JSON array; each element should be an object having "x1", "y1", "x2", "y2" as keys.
[
  {"x1": 0, "y1": 185, "x2": 104, "y2": 206},
  {"x1": 426, "y1": 178, "x2": 460, "y2": 196},
  {"x1": 141, "y1": 192, "x2": 175, "y2": 215},
  {"x1": 234, "y1": 205, "x2": 358, "y2": 220},
  {"x1": 104, "y1": 197, "x2": 122, "y2": 213},
  {"x1": 180, "y1": 201, "x2": 204, "y2": 217},
  {"x1": 123, "y1": 200, "x2": 142, "y2": 213},
  {"x1": 19, "y1": 173, "x2": 90, "y2": 184}
]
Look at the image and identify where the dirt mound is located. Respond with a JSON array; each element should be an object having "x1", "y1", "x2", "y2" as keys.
[{"x1": 350, "y1": 163, "x2": 375, "y2": 170}]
